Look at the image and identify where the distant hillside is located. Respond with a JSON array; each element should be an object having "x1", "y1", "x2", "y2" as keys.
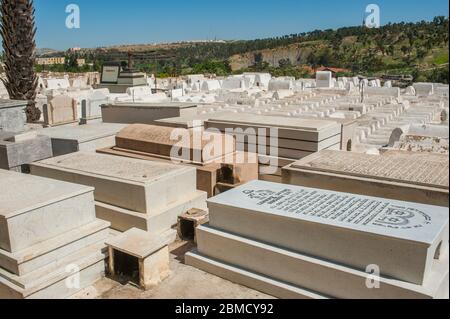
[{"x1": 40, "y1": 17, "x2": 449, "y2": 83}]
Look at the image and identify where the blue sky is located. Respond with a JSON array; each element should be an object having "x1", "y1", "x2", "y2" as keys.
[{"x1": 33, "y1": 0, "x2": 449, "y2": 50}]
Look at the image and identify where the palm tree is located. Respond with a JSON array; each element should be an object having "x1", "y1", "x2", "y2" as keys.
[{"x1": 1, "y1": 0, "x2": 40, "y2": 122}]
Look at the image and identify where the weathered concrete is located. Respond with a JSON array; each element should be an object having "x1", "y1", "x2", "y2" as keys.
[
  {"x1": 0, "y1": 220, "x2": 109, "y2": 276},
  {"x1": 0, "y1": 170, "x2": 96, "y2": 253},
  {"x1": 0, "y1": 99, "x2": 27, "y2": 133},
  {"x1": 106, "y1": 228, "x2": 170, "y2": 290},
  {"x1": 188, "y1": 225, "x2": 449, "y2": 299},
  {"x1": 0, "y1": 131, "x2": 53, "y2": 172},
  {"x1": 101, "y1": 102, "x2": 198, "y2": 124},
  {"x1": 37, "y1": 123, "x2": 127, "y2": 156},
  {"x1": 31, "y1": 152, "x2": 198, "y2": 215},
  {"x1": 282, "y1": 150, "x2": 449, "y2": 207}
]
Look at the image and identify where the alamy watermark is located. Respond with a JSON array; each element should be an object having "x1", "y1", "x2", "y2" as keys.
[
  {"x1": 366, "y1": 264, "x2": 381, "y2": 289},
  {"x1": 66, "y1": 4, "x2": 80, "y2": 29},
  {"x1": 365, "y1": 4, "x2": 381, "y2": 28},
  {"x1": 169, "y1": 121, "x2": 279, "y2": 175},
  {"x1": 65, "y1": 263, "x2": 81, "y2": 290}
]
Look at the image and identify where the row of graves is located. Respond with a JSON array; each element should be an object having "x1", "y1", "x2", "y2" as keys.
[{"x1": 0, "y1": 71, "x2": 449, "y2": 299}]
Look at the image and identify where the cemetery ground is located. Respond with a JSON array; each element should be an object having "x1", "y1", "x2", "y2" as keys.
[{"x1": 74, "y1": 239, "x2": 271, "y2": 299}]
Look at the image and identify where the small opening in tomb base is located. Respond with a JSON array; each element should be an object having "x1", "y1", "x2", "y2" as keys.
[
  {"x1": 179, "y1": 219, "x2": 195, "y2": 241},
  {"x1": 346, "y1": 140, "x2": 353, "y2": 152},
  {"x1": 112, "y1": 250, "x2": 140, "y2": 286}
]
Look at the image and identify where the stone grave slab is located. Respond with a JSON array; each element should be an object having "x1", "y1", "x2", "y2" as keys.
[
  {"x1": 0, "y1": 170, "x2": 96, "y2": 253},
  {"x1": 43, "y1": 95, "x2": 78, "y2": 127},
  {"x1": 98, "y1": 147, "x2": 258, "y2": 198},
  {"x1": 0, "y1": 131, "x2": 53, "y2": 172},
  {"x1": 30, "y1": 152, "x2": 198, "y2": 215},
  {"x1": 95, "y1": 190, "x2": 207, "y2": 233},
  {"x1": 206, "y1": 114, "x2": 341, "y2": 142},
  {"x1": 190, "y1": 225, "x2": 449, "y2": 299},
  {"x1": 155, "y1": 111, "x2": 235, "y2": 129},
  {"x1": 0, "y1": 220, "x2": 109, "y2": 276},
  {"x1": 101, "y1": 102, "x2": 198, "y2": 124},
  {"x1": 115, "y1": 124, "x2": 235, "y2": 164},
  {"x1": 282, "y1": 150, "x2": 449, "y2": 207},
  {"x1": 207, "y1": 180, "x2": 449, "y2": 285},
  {"x1": 185, "y1": 252, "x2": 327, "y2": 299},
  {"x1": 0, "y1": 242, "x2": 105, "y2": 299},
  {"x1": 38, "y1": 123, "x2": 127, "y2": 156},
  {"x1": 0, "y1": 99, "x2": 27, "y2": 133}
]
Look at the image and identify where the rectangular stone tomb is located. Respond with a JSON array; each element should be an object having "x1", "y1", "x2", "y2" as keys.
[
  {"x1": 0, "y1": 170, "x2": 96, "y2": 253},
  {"x1": 0, "y1": 99, "x2": 27, "y2": 133},
  {"x1": 30, "y1": 152, "x2": 198, "y2": 215},
  {"x1": 0, "y1": 242, "x2": 106, "y2": 299},
  {"x1": 0, "y1": 220, "x2": 109, "y2": 276},
  {"x1": 207, "y1": 180, "x2": 449, "y2": 285},
  {"x1": 187, "y1": 226, "x2": 449, "y2": 299},
  {"x1": 282, "y1": 150, "x2": 449, "y2": 207},
  {"x1": 38, "y1": 123, "x2": 127, "y2": 156},
  {"x1": 205, "y1": 114, "x2": 341, "y2": 142},
  {"x1": 115, "y1": 124, "x2": 235, "y2": 164},
  {"x1": 98, "y1": 146, "x2": 258, "y2": 198},
  {"x1": 0, "y1": 131, "x2": 53, "y2": 172},
  {"x1": 101, "y1": 102, "x2": 198, "y2": 124}
]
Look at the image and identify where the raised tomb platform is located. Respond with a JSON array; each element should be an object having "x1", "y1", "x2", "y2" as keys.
[
  {"x1": 38, "y1": 123, "x2": 127, "y2": 156},
  {"x1": 0, "y1": 130, "x2": 53, "y2": 172},
  {"x1": 205, "y1": 114, "x2": 343, "y2": 182},
  {"x1": 0, "y1": 100, "x2": 53, "y2": 172},
  {"x1": 0, "y1": 170, "x2": 110, "y2": 299},
  {"x1": 186, "y1": 180, "x2": 449, "y2": 299},
  {"x1": 30, "y1": 152, "x2": 207, "y2": 234},
  {"x1": 282, "y1": 150, "x2": 449, "y2": 207},
  {"x1": 98, "y1": 124, "x2": 259, "y2": 197},
  {"x1": 101, "y1": 102, "x2": 198, "y2": 125}
]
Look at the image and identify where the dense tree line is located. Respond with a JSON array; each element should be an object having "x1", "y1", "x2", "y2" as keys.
[{"x1": 34, "y1": 17, "x2": 449, "y2": 82}]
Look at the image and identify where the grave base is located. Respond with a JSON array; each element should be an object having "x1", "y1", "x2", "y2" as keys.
[
  {"x1": 191, "y1": 225, "x2": 449, "y2": 299},
  {"x1": 95, "y1": 190, "x2": 207, "y2": 233},
  {"x1": 0, "y1": 243, "x2": 106, "y2": 299}
]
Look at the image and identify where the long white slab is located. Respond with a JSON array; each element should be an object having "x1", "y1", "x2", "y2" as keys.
[
  {"x1": 0, "y1": 243, "x2": 105, "y2": 299},
  {"x1": 193, "y1": 226, "x2": 449, "y2": 299},
  {"x1": 186, "y1": 252, "x2": 327, "y2": 299},
  {"x1": 0, "y1": 170, "x2": 96, "y2": 253},
  {"x1": 207, "y1": 180, "x2": 449, "y2": 285},
  {"x1": 206, "y1": 114, "x2": 341, "y2": 142},
  {"x1": 0, "y1": 220, "x2": 110, "y2": 276},
  {"x1": 95, "y1": 190, "x2": 207, "y2": 233},
  {"x1": 30, "y1": 152, "x2": 197, "y2": 215}
]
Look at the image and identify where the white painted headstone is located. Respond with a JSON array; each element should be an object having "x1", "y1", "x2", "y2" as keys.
[{"x1": 208, "y1": 180, "x2": 449, "y2": 285}]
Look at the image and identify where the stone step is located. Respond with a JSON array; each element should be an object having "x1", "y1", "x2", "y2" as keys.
[
  {"x1": 185, "y1": 251, "x2": 327, "y2": 299},
  {"x1": 30, "y1": 152, "x2": 198, "y2": 215},
  {"x1": 0, "y1": 242, "x2": 106, "y2": 299},
  {"x1": 194, "y1": 225, "x2": 449, "y2": 299},
  {"x1": 95, "y1": 190, "x2": 207, "y2": 233},
  {"x1": 0, "y1": 220, "x2": 110, "y2": 276},
  {"x1": 205, "y1": 114, "x2": 341, "y2": 142},
  {"x1": 231, "y1": 132, "x2": 341, "y2": 152},
  {"x1": 0, "y1": 170, "x2": 96, "y2": 253},
  {"x1": 207, "y1": 180, "x2": 449, "y2": 285},
  {"x1": 236, "y1": 142, "x2": 340, "y2": 159}
]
